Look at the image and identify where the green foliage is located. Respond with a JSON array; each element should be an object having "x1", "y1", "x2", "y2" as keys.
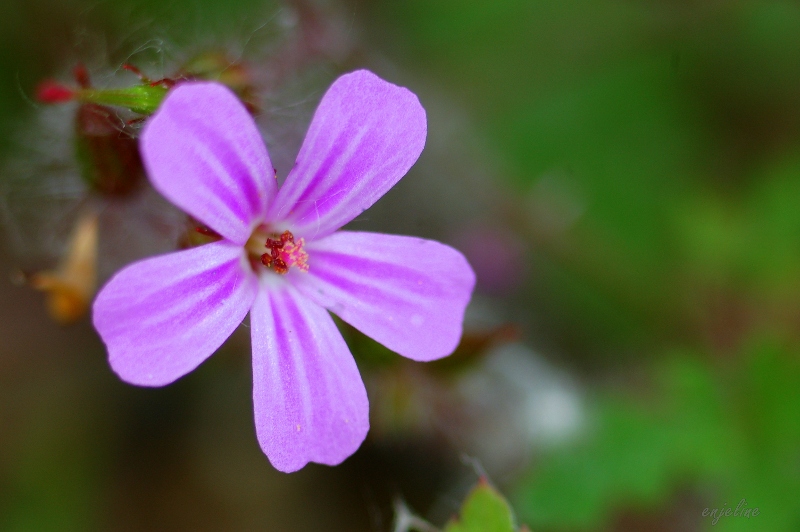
[
  {"x1": 99, "y1": 0, "x2": 278, "y2": 46},
  {"x1": 445, "y1": 480, "x2": 525, "y2": 532},
  {"x1": 367, "y1": 0, "x2": 800, "y2": 354},
  {"x1": 513, "y1": 342, "x2": 800, "y2": 531}
]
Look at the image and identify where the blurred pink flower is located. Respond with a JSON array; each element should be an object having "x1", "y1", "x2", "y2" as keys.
[
  {"x1": 453, "y1": 226, "x2": 527, "y2": 296},
  {"x1": 92, "y1": 71, "x2": 475, "y2": 472}
]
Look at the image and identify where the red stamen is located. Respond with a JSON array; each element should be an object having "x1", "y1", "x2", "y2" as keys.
[
  {"x1": 266, "y1": 237, "x2": 284, "y2": 249},
  {"x1": 35, "y1": 80, "x2": 74, "y2": 103},
  {"x1": 252, "y1": 229, "x2": 308, "y2": 275},
  {"x1": 273, "y1": 258, "x2": 288, "y2": 274}
]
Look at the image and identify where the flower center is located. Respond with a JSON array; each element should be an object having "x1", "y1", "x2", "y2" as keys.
[{"x1": 246, "y1": 228, "x2": 309, "y2": 275}]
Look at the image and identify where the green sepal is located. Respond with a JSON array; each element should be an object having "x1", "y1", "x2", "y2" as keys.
[{"x1": 76, "y1": 85, "x2": 169, "y2": 115}]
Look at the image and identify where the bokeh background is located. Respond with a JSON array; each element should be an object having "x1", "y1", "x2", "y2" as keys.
[{"x1": 2, "y1": 0, "x2": 800, "y2": 530}]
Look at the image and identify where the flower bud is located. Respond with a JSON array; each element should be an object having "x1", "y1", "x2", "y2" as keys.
[
  {"x1": 74, "y1": 103, "x2": 144, "y2": 196},
  {"x1": 35, "y1": 80, "x2": 74, "y2": 103}
]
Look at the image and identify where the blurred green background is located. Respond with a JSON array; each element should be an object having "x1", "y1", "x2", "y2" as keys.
[{"x1": 2, "y1": 0, "x2": 800, "y2": 530}]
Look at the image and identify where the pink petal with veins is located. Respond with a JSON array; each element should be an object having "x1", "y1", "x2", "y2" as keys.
[
  {"x1": 93, "y1": 241, "x2": 257, "y2": 386},
  {"x1": 267, "y1": 70, "x2": 427, "y2": 240},
  {"x1": 142, "y1": 82, "x2": 276, "y2": 244},
  {"x1": 294, "y1": 231, "x2": 475, "y2": 361},
  {"x1": 251, "y1": 279, "x2": 369, "y2": 472}
]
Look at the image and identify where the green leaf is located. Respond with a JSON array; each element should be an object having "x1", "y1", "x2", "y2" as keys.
[{"x1": 444, "y1": 480, "x2": 521, "y2": 532}]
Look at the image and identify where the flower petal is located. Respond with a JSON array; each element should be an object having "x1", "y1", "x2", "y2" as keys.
[
  {"x1": 93, "y1": 241, "x2": 257, "y2": 386},
  {"x1": 141, "y1": 82, "x2": 276, "y2": 244},
  {"x1": 294, "y1": 231, "x2": 475, "y2": 361},
  {"x1": 267, "y1": 70, "x2": 426, "y2": 239},
  {"x1": 251, "y1": 280, "x2": 369, "y2": 472}
]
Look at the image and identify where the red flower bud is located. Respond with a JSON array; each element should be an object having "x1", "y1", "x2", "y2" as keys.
[
  {"x1": 74, "y1": 103, "x2": 144, "y2": 196},
  {"x1": 35, "y1": 80, "x2": 74, "y2": 103}
]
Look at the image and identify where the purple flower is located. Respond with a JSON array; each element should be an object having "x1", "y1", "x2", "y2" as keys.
[{"x1": 92, "y1": 70, "x2": 475, "y2": 472}]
